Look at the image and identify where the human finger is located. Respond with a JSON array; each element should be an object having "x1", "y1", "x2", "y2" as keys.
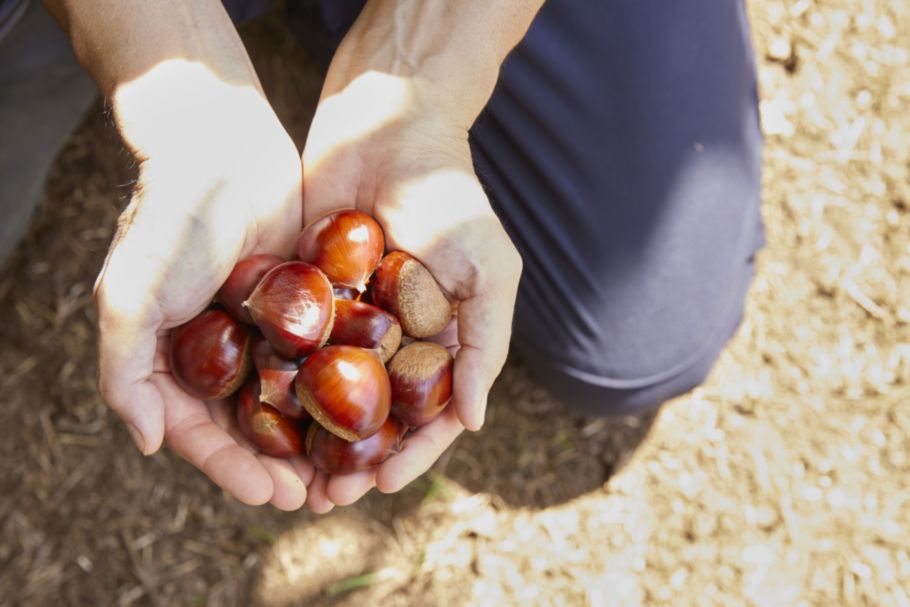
[
  {"x1": 306, "y1": 471, "x2": 335, "y2": 514},
  {"x1": 375, "y1": 406, "x2": 463, "y2": 493},
  {"x1": 208, "y1": 399, "x2": 310, "y2": 510},
  {"x1": 451, "y1": 280, "x2": 517, "y2": 431},
  {"x1": 163, "y1": 378, "x2": 274, "y2": 505},
  {"x1": 326, "y1": 470, "x2": 377, "y2": 506}
]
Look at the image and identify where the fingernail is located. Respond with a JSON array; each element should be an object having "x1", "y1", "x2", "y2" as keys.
[{"x1": 126, "y1": 422, "x2": 147, "y2": 454}]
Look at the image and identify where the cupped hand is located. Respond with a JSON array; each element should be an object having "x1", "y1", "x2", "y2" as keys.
[
  {"x1": 300, "y1": 70, "x2": 522, "y2": 512},
  {"x1": 94, "y1": 62, "x2": 313, "y2": 509}
]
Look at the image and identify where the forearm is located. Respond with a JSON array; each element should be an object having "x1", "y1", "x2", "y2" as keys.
[
  {"x1": 327, "y1": 0, "x2": 545, "y2": 127},
  {"x1": 43, "y1": 0, "x2": 256, "y2": 95},
  {"x1": 43, "y1": 0, "x2": 267, "y2": 160}
]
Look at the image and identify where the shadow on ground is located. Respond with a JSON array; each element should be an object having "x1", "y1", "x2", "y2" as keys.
[
  {"x1": 436, "y1": 358, "x2": 657, "y2": 509},
  {"x1": 0, "y1": 11, "x2": 657, "y2": 605}
]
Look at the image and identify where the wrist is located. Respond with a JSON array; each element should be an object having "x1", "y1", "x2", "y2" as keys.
[
  {"x1": 324, "y1": 0, "x2": 544, "y2": 129},
  {"x1": 48, "y1": 0, "x2": 271, "y2": 160},
  {"x1": 112, "y1": 61, "x2": 275, "y2": 164},
  {"x1": 53, "y1": 0, "x2": 258, "y2": 95}
]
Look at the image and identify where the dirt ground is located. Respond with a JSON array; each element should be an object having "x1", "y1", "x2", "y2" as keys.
[{"x1": 1, "y1": 0, "x2": 908, "y2": 605}]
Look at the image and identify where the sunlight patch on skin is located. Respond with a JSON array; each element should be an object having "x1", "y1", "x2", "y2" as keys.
[
  {"x1": 100, "y1": 59, "x2": 304, "y2": 329},
  {"x1": 379, "y1": 169, "x2": 494, "y2": 256},
  {"x1": 113, "y1": 59, "x2": 275, "y2": 162},
  {"x1": 303, "y1": 71, "x2": 414, "y2": 173}
]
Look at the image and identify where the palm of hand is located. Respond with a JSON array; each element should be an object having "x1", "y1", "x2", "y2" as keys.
[
  {"x1": 95, "y1": 131, "x2": 313, "y2": 509},
  {"x1": 98, "y1": 68, "x2": 520, "y2": 512},
  {"x1": 300, "y1": 86, "x2": 522, "y2": 511}
]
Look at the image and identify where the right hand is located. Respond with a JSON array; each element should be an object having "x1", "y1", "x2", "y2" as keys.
[{"x1": 94, "y1": 61, "x2": 314, "y2": 510}]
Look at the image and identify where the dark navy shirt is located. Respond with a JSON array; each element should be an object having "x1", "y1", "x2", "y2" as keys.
[{"x1": 0, "y1": 0, "x2": 28, "y2": 42}]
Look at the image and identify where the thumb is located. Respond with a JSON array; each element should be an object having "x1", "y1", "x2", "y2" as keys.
[
  {"x1": 94, "y1": 272, "x2": 167, "y2": 454},
  {"x1": 93, "y1": 195, "x2": 196, "y2": 455}
]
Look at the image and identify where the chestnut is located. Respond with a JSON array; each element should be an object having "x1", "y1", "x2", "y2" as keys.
[
  {"x1": 388, "y1": 342, "x2": 453, "y2": 428},
  {"x1": 332, "y1": 285, "x2": 360, "y2": 301},
  {"x1": 216, "y1": 254, "x2": 284, "y2": 324},
  {"x1": 399, "y1": 335, "x2": 417, "y2": 348},
  {"x1": 306, "y1": 417, "x2": 403, "y2": 475},
  {"x1": 169, "y1": 309, "x2": 252, "y2": 400},
  {"x1": 243, "y1": 261, "x2": 334, "y2": 359},
  {"x1": 371, "y1": 251, "x2": 452, "y2": 338},
  {"x1": 236, "y1": 379, "x2": 305, "y2": 458},
  {"x1": 329, "y1": 299, "x2": 402, "y2": 363},
  {"x1": 295, "y1": 345, "x2": 391, "y2": 442},
  {"x1": 296, "y1": 209, "x2": 385, "y2": 292},
  {"x1": 251, "y1": 338, "x2": 308, "y2": 420},
  {"x1": 358, "y1": 285, "x2": 373, "y2": 305}
]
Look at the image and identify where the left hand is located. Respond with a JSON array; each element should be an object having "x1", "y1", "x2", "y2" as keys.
[
  {"x1": 299, "y1": 64, "x2": 523, "y2": 514},
  {"x1": 297, "y1": 0, "x2": 546, "y2": 512}
]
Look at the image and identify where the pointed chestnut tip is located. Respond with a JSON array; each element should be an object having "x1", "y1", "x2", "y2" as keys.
[
  {"x1": 297, "y1": 209, "x2": 385, "y2": 290},
  {"x1": 245, "y1": 261, "x2": 335, "y2": 359},
  {"x1": 251, "y1": 337, "x2": 309, "y2": 420},
  {"x1": 216, "y1": 254, "x2": 284, "y2": 324},
  {"x1": 236, "y1": 378, "x2": 306, "y2": 458}
]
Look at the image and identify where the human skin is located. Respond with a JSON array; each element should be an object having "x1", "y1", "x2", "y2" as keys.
[
  {"x1": 44, "y1": 0, "x2": 540, "y2": 511},
  {"x1": 299, "y1": 0, "x2": 541, "y2": 511}
]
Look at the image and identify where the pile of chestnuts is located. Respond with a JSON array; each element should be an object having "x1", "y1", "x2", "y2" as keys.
[{"x1": 168, "y1": 210, "x2": 455, "y2": 474}]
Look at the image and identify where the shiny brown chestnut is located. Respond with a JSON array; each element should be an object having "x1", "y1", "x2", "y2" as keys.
[
  {"x1": 296, "y1": 209, "x2": 385, "y2": 292},
  {"x1": 243, "y1": 261, "x2": 334, "y2": 359},
  {"x1": 329, "y1": 299, "x2": 402, "y2": 363},
  {"x1": 332, "y1": 285, "x2": 360, "y2": 301},
  {"x1": 358, "y1": 285, "x2": 373, "y2": 305},
  {"x1": 306, "y1": 416, "x2": 403, "y2": 474},
  {"x1": 251, "y1": 337, "x2": 308, "y2": 420},
  {"x1": 169, "y1": 309, "x2": 252, "y2": 400},
  {"x1": 295, "y1": 345, "x2": 391, "y2": 442},
  {"x1": 371, "y1": 251, "x2": 452, "y2": 338},
  {"x1": 388, "y1": 342, "x2": 454, "y2": 428},
  {"x1": 216, "y1": 254, "x2": 284, "y2": 324},
  {"x1": 236, "y1": 379, "x2": 305, "y2": 458}
]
